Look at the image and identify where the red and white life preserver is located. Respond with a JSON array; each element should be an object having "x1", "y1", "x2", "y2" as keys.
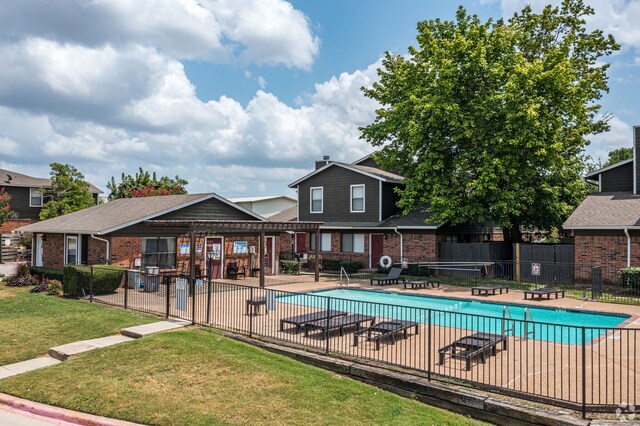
[{"x1": 379, "y1": 255, "x2": 393, "y2": 269}]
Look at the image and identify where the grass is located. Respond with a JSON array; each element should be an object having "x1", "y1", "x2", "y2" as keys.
[
  {"x1": 0, "y1": 328, "x2": 486, "y2": 426},
  {"x1": 0, "y1": 284, "x2": 156, "y2": 365}
]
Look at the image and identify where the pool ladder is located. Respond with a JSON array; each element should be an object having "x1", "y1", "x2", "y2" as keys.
[
  {"x1": 339, "y1": 267, "x2": 350, "y2": 287},
  {"x1": 502, "y1": 306, "x2": 535, "y2": 340}
]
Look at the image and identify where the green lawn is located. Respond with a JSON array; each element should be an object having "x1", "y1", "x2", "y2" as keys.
[
  {"x1": 0, "y1": 285, "x2": 156, "y2": 365},
  {"x1": 0, "y1": 329, "x2": 486, "y2": 426}
]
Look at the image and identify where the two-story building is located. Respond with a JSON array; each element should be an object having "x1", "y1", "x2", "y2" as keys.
[
  {"x1": 0, "y1": 168, "x2": 102, "y2": 233},
  {"x1": 287, "y1": 154, "x2": 502, "y2": 268}
]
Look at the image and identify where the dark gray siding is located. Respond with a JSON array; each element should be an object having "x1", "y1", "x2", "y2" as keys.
[
  {"x1": 298, "y1": 166, "x2": 380, "y2": 222},
  {"x1": 1, "y1": 186, "x2": 42, "y2": 220},
  {"x1": 381, "y1": 182, "x2": 400, "y2": 220},
  {"x1": 156, "y1": 197, "x2": 259, "y2": 221},
  {"x1": 355, "y1": 157, "x2": 380, "y2": 168},
  {"x1": 636, "y1": 126, "x2": 640, "y2": 194},
  {"x1": 601, "y1": 162, "x2": 633, "y2": 192}
]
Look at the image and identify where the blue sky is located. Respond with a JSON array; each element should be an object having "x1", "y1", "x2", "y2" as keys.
[{"x1": 0, "y1": 0, "x2": 638, "y2": 199}]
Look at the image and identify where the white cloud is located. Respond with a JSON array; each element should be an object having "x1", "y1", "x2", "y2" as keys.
[{"x1": 587, "y1": 116, "x2": 633, "y2": 162}]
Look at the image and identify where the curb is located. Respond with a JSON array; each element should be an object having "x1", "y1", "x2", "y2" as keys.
[{"x1": 0, "y1": 393, "x2": 145, "y2": 426}]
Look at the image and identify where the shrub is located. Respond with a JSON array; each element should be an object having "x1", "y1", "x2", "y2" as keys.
[
  {"x1": 280, "y1": 260, "x2": 300, "y2": 275},
  {"x1": 620, "y1": 267, "x2": 640, "y2": 290},
  {"x1": 47, "y1": 279, "x2": 63, "y2": 296},
  {"x1": 321, "y1": 259, "x2": 342, "y2": 271},
  {"x1": 29, "y1": 267, "x2": 65, "y2": 282},
  {"x1": 7, "y1": 275, "x2": 36, "y2": 287},
  {"x1": 15, "y1": 263, "x2": 30, "y2": 277},
  {"x1": 63, "y1": 265, "x2": 124, "y2": 297},
  {"x1": 338, "y1": 260, "x2": 363, "y2": 274},
  {"x1": 31, "y1": 278, "x2": 50, "y2": 293}
]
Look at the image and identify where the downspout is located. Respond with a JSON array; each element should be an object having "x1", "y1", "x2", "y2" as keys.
[
  {"x1": 394, "y1": 227, "x2": 403, "y2": 260},
  {"x1": 91, "y1": 234, "x2": 110, "y2": 264},
  {"x1": 624, "y1": 228, "x2": 631, "y2": 268}
]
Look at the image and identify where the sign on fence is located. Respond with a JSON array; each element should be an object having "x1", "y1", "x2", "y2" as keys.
[
  {"x1": 176, "y1": 277, "x2": 188, "y2": 311},
  {"x1": 531, "y1": 263, "x2": 541, "y2": 276},
  {"x1": 401, "y1": 258, "x2": 408, "y2": 269}
]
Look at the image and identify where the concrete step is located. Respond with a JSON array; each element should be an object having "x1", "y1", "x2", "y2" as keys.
[
  {"x1": 48, "y1": 335, "x2": 134, "y2": 361},
  {"x1": 120, "y1": 319, "x2": 191, "y2": 339},
  {"x1": 0, "y1": 357, "x2": 61, "y2": 379}
]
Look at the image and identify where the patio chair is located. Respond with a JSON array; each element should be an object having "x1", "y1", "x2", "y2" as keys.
[
  {"x1": 438, "y1": 332, "x2": 508, "y2": 370},
  {"x1": 226, "y1": 261, "x2": 246, "y2": 279},
  {"x1": 352, "y1": 320, "x2": 419, "y2": 350},
  {"x1": 523, "y1": 288, "x2": 565, "y2": 300},
  {"x1": 370, "y1": 267, "x2": 405, "y2": 286},
  {"x1": 279, "y1": 310, "x2": 347, "y2": 332}
]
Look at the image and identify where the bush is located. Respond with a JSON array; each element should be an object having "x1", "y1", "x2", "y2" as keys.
[
  {"x1": 30, "y1": 278, "x2": 50, "y2": 293},
  {"x1": 7, "y1": 275, "x2": 37, "y2": 287},
  {"x1": 338, "y1": 260, "x2": 363, "y2": 274},
  {"x1": 280, "y1": 260, "x2": 300, "y2": 275},
  {"x1": 63, "y1": 265, "x2": 124, "y2": 297},
  {"x1": 47, "y1": 279, "x2": 62, "y2": 296},
  {"x1": 29, "y1": 267, "x2": 65, "y2": 282},
  {"x1": 15, "y1": 263, "x2": 30, "y2": 277},
  {"x1": 620, "y1": 267, "x2": 640, "y2": 290}
]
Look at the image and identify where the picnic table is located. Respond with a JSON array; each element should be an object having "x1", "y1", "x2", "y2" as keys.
[
  {"x1": 471, "y1": 284, "x2": 509, "y2": 296},
  {"x1": 523, "y1": 288, "x2": 565, "y2": 300},
  {"x1": 438, "y1": 332, "x2": 508, "y2": 370}
]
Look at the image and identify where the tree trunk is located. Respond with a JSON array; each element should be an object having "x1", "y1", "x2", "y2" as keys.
[{"x1": 502, "y1": 223, "x2": 521, "y2": 244}]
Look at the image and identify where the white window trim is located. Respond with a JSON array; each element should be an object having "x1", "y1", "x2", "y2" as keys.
[
  {"x1": 350, "y1": 184, "x2": 365, "y2": 213},
  {"x1": 64, "y1": 234, "x2": 80, "y2": 265},
  {"x1": 29, "y1": 188, "x2": 43, "y2": 207},
  {"x1": 310, "y1": 186, "x2": 323, "y2": 213}
]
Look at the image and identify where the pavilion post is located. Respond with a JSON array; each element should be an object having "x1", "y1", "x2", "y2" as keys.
[
  {"x1": 189, "y1": 229, "x2": 196, "y2": 324},
  {"x1": 259, "y1": 231, "x2": 265, "y2": 288},
  {"x1": 315, "y1": 228, "x2": 320, "y2": 282}
]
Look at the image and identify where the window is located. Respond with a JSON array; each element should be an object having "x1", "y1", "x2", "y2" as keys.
[
  {"x1": 350, "y1": 184, "x2": 365, "y2": 212},
  {"x1": 142, "y1": 237, "x2": 176, "y2": 269},
  {"x1": 310, "y1": 187, "x2": 323, "y2": 213},
  {"x1": 30, "y1": 188, "x2": 43, "y2": 207},
  {"x1": 341, "y1": 233, "x2": 365, "y2": 253},
  {"x1": 65, "y1": 235, "x2": 78, "y2": 265},
  {"x1": 310, "y1": 233, "x2": 332, "y2": 251}
]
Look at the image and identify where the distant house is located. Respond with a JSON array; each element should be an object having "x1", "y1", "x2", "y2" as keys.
[
  {"x1": 286, "y1": 154, "x2": 502, "y2": 268},
  {"x1": 229, "y1": 195, "x2": 296, "y2": 218},
  {"x1": 563, "y1": 126, "x2": 640, "y2": 270},
  {"x1": 0, "y1": 168, "x2": 102, "y2": 233}
]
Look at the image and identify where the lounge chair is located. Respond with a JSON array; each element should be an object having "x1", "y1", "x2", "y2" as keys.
[
  {"x1": 438, "y1": 332, "x2": 508, "y2": 371},
  {"x1": 404, "y1": 278, "x2": 440, "y2": 289},
  {"x1": 370, "y1": 267, "x2": 405, "y2": 286},
  {"x1": 279, "y1": 310, "x2": 347, "y2": 332},
  {"x1": 523, "y1": 288, "x2": 565, "y2": 300},
  {"x1": 304, "y1": 314, "x2": 376, "y2": 337},
  {"x1": 353, "y1": 320, "x2": 419, "y2": 350},
  {"x1": 471, "y1": 284, "x2": 508, "y2": 296}
]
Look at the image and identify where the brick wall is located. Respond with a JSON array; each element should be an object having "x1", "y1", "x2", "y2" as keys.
[
  {"x1": 87, "y1": 237, "x2": 108, "y2": 264},
  {"x1": 0, "y1": 219, "x2": 36, "y2": 234},
  {"x1": 110, "y1": 236, "x2": 143, "y2": 269},
  {"x1": 403, "y1": 231, "x2": 438, "y2": 260},
  {"x1": 41, "y1": 233, "x2": 64, "y2": 269},
  {"x1": 574, "y1": 232, "x2": 640, "y2": 270}
]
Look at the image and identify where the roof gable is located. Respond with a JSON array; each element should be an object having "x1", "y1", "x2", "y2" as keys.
[
  {"x1": 288, "y1": 162, "x2": 403, "y2": 188},
  {"x1": 0, "y1": 168, "x2": 102, "y2": 193},
  {"x1": 584, "y1": 159, "x2": 634, "y2": 180}
]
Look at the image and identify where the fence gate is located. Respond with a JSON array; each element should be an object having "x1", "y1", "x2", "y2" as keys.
[{"x1": 517, "y1": 243, "x2": 574, "y2": 286}]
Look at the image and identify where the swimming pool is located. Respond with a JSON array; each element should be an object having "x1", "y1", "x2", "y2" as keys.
[{"x1": 278, "y1": 289, "x2": 630, "y2": 344}]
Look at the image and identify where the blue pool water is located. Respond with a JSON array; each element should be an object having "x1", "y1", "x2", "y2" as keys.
[{"x1": 278, "y1": 289, "x2": 629, "y2": 344}]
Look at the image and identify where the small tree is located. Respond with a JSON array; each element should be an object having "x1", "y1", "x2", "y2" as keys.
[
  {"x1": 0, "y1": 188, "x2": 12, "y2": 226},
  {"x1": 603, "y1": 147, "x2": 632, "y2": 167},
  {"x1": 39, "y1": 163, "x2": 95, "y2": 220},
  {"x1": 107, "y1": 168, "x2": 188, "y2": 200}
]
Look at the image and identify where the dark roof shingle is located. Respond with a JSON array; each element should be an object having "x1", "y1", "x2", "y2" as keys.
[
  {"x1": 563, "y1": 192, "x2": 640, "y2": 228},
  {"x1": 0, "y1": 168, "x2": 102, "y2": 193}
]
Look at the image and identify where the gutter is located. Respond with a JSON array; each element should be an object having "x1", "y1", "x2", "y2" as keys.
[
  {"x1": 90, "y1": 234, "x2": 110, "y2": 264},
  {"x1": 394, "y1": 227, "x2": 403, "y2": 260},
  {"x1": 624, "y1": 228, "x2": 631, "y2": 268}
]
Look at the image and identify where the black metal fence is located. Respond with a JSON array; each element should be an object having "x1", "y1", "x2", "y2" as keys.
[{"x1": 90, "y1": 266, "x2": 640, "y2": 418}]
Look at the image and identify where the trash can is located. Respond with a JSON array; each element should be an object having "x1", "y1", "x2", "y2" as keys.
[
  {"x1": 144, "y1": 266, "x2": 160, "y2": 292},
  {"x1": 127, "y1": 270, "x2": 140, "y2": 289}
]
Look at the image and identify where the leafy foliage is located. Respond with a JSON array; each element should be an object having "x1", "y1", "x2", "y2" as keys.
[
  {"x1": 620, "y1": 267, "x2": 640, "y2": 290},
  {"x1": 603, "y1": 147, "x2": 632, "y2": 167},
  {"x1": 0, "y1": 188, "x2": 12, "y2": 226},
  {"x1": 63, "y1": 265, "x2": 124, "y2": 296},
  {"x1": 279, "y1": 260, "x2": 300, "y2": 275},
  {"x1": 29, "y1": 266, "x2": 65, "y2": 282},
  {"x1": 360, "y1": 1, "x2": 619, "y2": 241},
  {"x1": 107, "y1": 168, "x2": 188, "y2": 200},
  {"x1": 30, "y1": 277, "x2": 50, "y2": 293},
  {"x1": 47, "y1": 279, "x2": 63, "y2": 296},
  {"x1": 7, "y1": 265, "x2": 37, "y2": 287},
  {"x1": 39, "y1": 163, "x2": 95, "y2": 220}
]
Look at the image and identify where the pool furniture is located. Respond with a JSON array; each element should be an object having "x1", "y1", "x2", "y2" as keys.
[
  {"x1": 438, "y1": 332, "x2": 508, "y2": 371},
  {"x1": 246, "y1": 297, "x2": 267, "y2": 315},
  {"x1": 471, "y1": 284, "x2": 509, "y2": 296},
  {"x1": 353, "y1": 320, "x2": 419, "y2": 350},
  {"x1": 370, "y1": 268, "x2": 405, "y2": 286},
  {"x1": 404, "y1": 279, "x2": 439, "y2": 289},
  {"x1": 280, "y1": 310, "x2": 347, "y2": 332},
  {"x1": 304, "y1": 314, "x2": 376, "y2": 337},
  {"x1": 226, "y1": 261, "x2": 246, "y2": 279},
  {"x1": 524, "y1": 288, "x2": 565, "y2": 300}
]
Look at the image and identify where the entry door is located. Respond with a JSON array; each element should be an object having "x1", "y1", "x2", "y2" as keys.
[
  {"x1": 265, "y1": 236, "x2": 274, "y2": 275},
  {"x1": 370, "y1": 234, "x2": 384, "y2": 268},
  {"x1": 205, "y1": 237, "x2": 223, "y2": 279},
  {"x1": 295, "y1": 233, "x2": 307, "y2": 253},
  {"x1": 35, "y1": 234, "x2": 43, "y2": 267}
]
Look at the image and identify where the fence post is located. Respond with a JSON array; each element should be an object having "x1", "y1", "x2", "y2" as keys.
[
  {"x1": 427, "y1": 308, "x2": 432, "y2": 381},
  {"x1": 325, "y1": 297, "x2": 331, "y2": 354},
  {"x1": 124, "y1": 270, "x2": 128, "y2": 310},
  {"x1": 165, "y1": 275, "x2": 170, "y2": 319},
  {"x1": 249, "y1": 287, "x2": 254, "y2": 338},
  {"x1": 206, "y1": 274, "x2": 212, "y2": 325},
  {"x1": 581, "y1": 326, "x2": 587, "y2": 419},
  {"x1": 191, "y1": 277, "x2": 196, "y2": 325},
  {"x1": 89, "y1": 265, "x2": 94, "y2": 303}
]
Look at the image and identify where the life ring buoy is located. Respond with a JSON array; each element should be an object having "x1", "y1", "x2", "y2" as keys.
[{"x1": 379, "y1": 255, "x2": 393, "y2": 269}]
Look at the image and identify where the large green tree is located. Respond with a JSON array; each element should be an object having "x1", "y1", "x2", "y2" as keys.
[
  {"x1": 603, "y1": 147, "x2": 632, "y2": 167},
  {"x1": 107, "y1": 168, "x2": 188, "y2": 200},
  {"x1": 40, "y1": 163, "x2": 95, "y2": 220},
  {"x1": 360, "y1": 0, "x2": 618, "y2": 242}
]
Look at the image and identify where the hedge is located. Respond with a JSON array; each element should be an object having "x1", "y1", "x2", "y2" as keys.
[
  {"x1": 321, "y1": 259, "x2": 363, "y2": 274},
  {"x1": 29, "y1": 267, "x2": 65, "y2": 282},
  {"x1": 620, "y1": 267, "x2": 640, "y2": 290},
  {"x1": 279, "y1": 260, "x2": 300, "y2": 275},
  {"x1": 63, "y1": 265, "x2": 125, "y2": 297}
]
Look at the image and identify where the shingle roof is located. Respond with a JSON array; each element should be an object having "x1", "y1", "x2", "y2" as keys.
[
  {"x1": 563, "y1": 192, "x2": 640, "y2": 229},
  {"x1": 380, "y1": 206, "x2": 440, "y2": 228},
  {"x1": 229, "y1": 195, "x2": 296, "y2": 203},
  {"x1": 0, "y1": 168, "x2": 102, "y2": 193},
  {"x1": 584, "y1": 159, "x2": 633, "y2": 180},
  {"x1": 350, "y1": 164, "x2": 404, "y2": 182},
  {"x1": 269, "y1": 205, "x2": 297, "y2": 222},
  {"x1": 16, "y1": 193, "x2": 233, "y2": 234},
  {"x1": 289, "y1": 162, "x2": 403, "y2": 187}
]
